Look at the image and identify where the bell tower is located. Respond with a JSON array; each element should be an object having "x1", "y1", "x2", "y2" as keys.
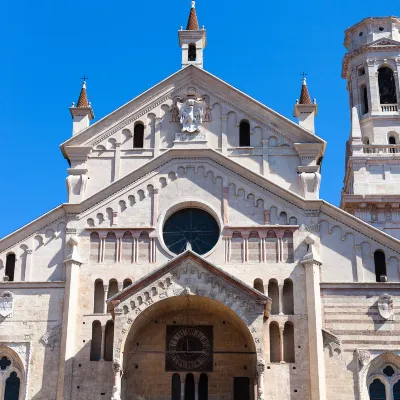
[
  {"x1": 341, "y1": 16, "x2": 400, "y2": 239},
  {"x1": 179, "y1": 1, "x2": 207, "y2": 69}
]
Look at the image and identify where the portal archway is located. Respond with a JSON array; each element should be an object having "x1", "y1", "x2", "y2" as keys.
[{"x1": 121, "y1": 295, "x2": 258, "y2": 400}]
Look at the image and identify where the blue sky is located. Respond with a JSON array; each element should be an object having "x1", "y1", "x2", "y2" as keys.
[{"x1": 0, "y1": 0, "x2": 398, "y2": 238}]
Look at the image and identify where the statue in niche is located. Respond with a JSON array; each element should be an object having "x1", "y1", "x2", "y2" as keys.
[
  {"x1": 177, "y1": 98, "x2": 206, "y2": 133},
  {"x1": 377, "y1": 294, "x2": 394, "y2": 321}
]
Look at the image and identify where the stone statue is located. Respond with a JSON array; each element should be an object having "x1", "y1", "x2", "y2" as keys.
[{"x1": 177, "y1": 98, "x2": 206, "y2": 133}]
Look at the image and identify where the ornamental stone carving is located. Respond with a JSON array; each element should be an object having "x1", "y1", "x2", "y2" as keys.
[
  {"x1": 322, "y1": 329, "x2": 341, "y2": 356},
  {"x1": 41, "y1": 325, "x2": 62, "y2": 350},
  {"x1": 0, "y1": 291, "x2": 14, "y2": 318},
  {"x1": 177, "y1": 98, "x2": 206, "y2": 133},
  {"x1": 356, "y1": 349, "x2": 371, "y2": 367},
  {"x1": 377, "y1": 294, "x2": 394, "y2": 321}
]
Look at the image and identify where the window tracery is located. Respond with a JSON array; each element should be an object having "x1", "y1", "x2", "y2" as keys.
[{"x1": 368, "y1": 363, "x2": 400, "y2": 400}]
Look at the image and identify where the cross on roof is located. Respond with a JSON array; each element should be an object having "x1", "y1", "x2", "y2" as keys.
[
  {"x1": 0, "y1": 356, "x2": 11, "y2": 371},
  {"x1": 300, "y1": 72, "x2": 308, "y2": 79},
  {"x1": 81, "y1": 75, "x2": 89, "y2": 82}
]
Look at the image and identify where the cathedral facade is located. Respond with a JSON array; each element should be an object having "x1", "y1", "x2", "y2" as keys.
[{"x1": 1, "y1": 5, "x2": 400, "y2": 400}]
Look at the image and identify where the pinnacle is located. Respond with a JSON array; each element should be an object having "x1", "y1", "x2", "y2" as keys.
[
  {"x1": 186, "y1": 1, "x2": 199, "y2": 30},
  {"x1": 76, "y1": 81, "x2": 90, "y2": 108},
  {"x1": 299, "y1": 78, "x2": 312, "y2": 105}
]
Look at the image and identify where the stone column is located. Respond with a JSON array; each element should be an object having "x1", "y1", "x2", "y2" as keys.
[
  {"x1": 194, "y1": 374, "x2": 200, "y2": 400},
  {"x1": 104, "y1": 285, "x2": 109, "y2": 314},
  {"x1": 180, "y1": 375, "x2": 186, "y2": 400},
  {"x1": 367, "y1": 60, "x2": 380, "y2": 113},
  {"x1": 25, "y1": 250, "x2": 33, "y2": 282},
  {"x1": 301, "y1": 235, "x2": 326, "y2": 400},
  {"x1": 262, "y1": 140, "x2": 270, "y2": 176},
  {"x1": 243, "y1": 234, "x2": 249, "y2": 263},
  {"x1": 276, "y1": 231, "x2": 284, "y2": 262},
  {"x1": 99, "y1": 233, "x2": 107, "y2": 263},
  {"x1": 279, "y1": 325, "x2": 285, "y2": 363},
  {"x1": 221, "y1": 115, "x2": 228, "y2": 155},
  {"x1": 257, "y1": 359, "x2": 265, "y2": 400},
  {"x1": 116, "y1": 233, "x2": 122, "y2": 263},
  {"x1": 57, "y1": 237, "x2": 83, "y2": 400},
  {"x1": 278, "y1": 285, "x2": 284, "y2": 316},
  {"x1": 111, "y1": 358, "x2": 123, "y2": 400}
]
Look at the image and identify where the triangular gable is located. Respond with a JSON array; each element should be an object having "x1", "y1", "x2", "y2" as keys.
[
  {"x1": 107, "y1": 250, "x2": 270, "y2": 306},
  {"x1": 60, "y1": 65, "x2": 325, "y2": 159},
  {"x1": 368, "y1": 37, "x2": 400, "y2": 47}
]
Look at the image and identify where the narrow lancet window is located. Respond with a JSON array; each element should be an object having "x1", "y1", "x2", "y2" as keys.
[
  {"x1": 134, "y1": 123, "x2": 144, "y2": 148},
  {"x1": 239, "y1": 120, "x2": 251, "y2": 147}
]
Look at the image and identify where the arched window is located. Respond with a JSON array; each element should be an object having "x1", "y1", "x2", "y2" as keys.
[
  {"x1": 369, "y1": 379, "x2": 386, "y2": 400},
  {"x1": 253, "y1": 278, "x2": 264, "y2": 294},
  {"x1": 283, "y1": 322, "x2": 295, "y2": 363},
  {"x1": 133, "y1": 123, "x2": 144, "y2": 148},
  {"x1": 188, "y1": 44, "x2": 197, "y2": 61},
  {"x1": 185, "y1": 373, "x2": 195, "y2": 400},
  {"x1": 172, "y1": 373, "x2": 181, "y2": 400},
  {"x1": 5, "y1": 253, "x2": 16, "y2": 282},
  {"x1": 374, "y1": 250, "x2": 387, "y2": 282},
  {"x1": 104, "y1": 320, "x2": 114, "y2": 361},
  {"x1": 389, "y1": 136, "x2": 397, "y2": 154},
  {"x1": 269, "y1": 322, "x2": 281, "y2": 363},
  {"x1": 378, "y1": 67, "x2": 397, "y2": 104},
  {"x1": 90, "y1": 233, "x2": 101, "y2": 263},
  {"x1": 268, "y1": 279, "x2": 279, "y2": 315},
  {"x1": 93, "y1": 279, "x2": 105, "y2": 314},
  {"x1": 90, "y1": 320, "x2": 102, "y2": 361},
  {"x1": 123, "y1": 278, "x2": 132, "y2": 289},
  {"x1": 361, "y1": 85, "x2": 369, "y2": 114},
  {"x1": 199, "y1": 373, "x2": 208, "y2": 400},
  {"x1": 393, "y1": 380, "x2": 400, "y2": 400},
  {"x1": 239, "y1": 120, "x2": 251, "y2": 147},
  {"x1": 5, "y1": 371, "x2": 20, "y2": 400},
  {"x1": 282, "y1": 279, "x2": 294, "y2": 315}
]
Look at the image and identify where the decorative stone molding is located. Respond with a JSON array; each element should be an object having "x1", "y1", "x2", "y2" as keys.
[
  {"x1": 356, "y1": 349, "x2": 371, "y2": 367},
  {"x1": 322, "y1": 329, "x2": 341, "y2": 356},
  {"x1": 0, "y1": 291, "x2": 14, "y2": 318},
  {"x1": 40, "y1": 325, "x2": 62, "y2": 350}
]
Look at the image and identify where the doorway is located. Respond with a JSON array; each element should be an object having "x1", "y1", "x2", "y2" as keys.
[{"x1": 233, "y1": 377, "x2": 250, "y2": 400}]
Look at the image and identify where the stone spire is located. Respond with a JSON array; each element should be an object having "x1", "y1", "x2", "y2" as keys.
[
  {"x1": 294, "y1": 77, "x2": 318, "y2": 133},
  {"x1": 69, "y1": 79, "x2": 94, "y2": 136},
  {"x1": 186, "y1": 1, "x2": 199, "y2": 30},
  {"x1": 299, "y1": 78, "x2": 312, "y2": 105},
  {"x1": 76, "y1": 80, "x2": 90, "y2": 107}
]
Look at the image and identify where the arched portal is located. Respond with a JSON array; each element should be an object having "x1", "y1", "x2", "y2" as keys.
[{"x1": 118, "y1": 295, "x2": 261, "y2": 400}]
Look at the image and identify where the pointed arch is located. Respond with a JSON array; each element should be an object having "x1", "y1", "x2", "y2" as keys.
[{"x1": 369, "y1": 378, "x2": 386, "y2": 400}]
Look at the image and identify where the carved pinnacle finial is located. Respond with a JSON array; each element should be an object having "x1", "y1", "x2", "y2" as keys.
[{"x1": 191, "y1": 0, "x2": 195, "y2": 8}]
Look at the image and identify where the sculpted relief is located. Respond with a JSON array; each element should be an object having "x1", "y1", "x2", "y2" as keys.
[{"x1": 177, "y1": 98, "x2": 206, "y2": 133}]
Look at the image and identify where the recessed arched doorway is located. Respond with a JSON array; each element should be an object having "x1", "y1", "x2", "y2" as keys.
[{"x1": 120, "y1": 296, "x2": 258, "y2": 400}]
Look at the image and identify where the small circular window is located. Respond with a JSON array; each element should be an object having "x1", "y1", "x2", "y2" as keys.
[
  {"x1": 163, "y1": 208, "x2": 219, "y2": 255},
  {"x1": 379, "y1": 27, "x2": 384, "y2": 31},
  {"x1": 359, "y1": 32, "x2": 364, "y2": 36}
]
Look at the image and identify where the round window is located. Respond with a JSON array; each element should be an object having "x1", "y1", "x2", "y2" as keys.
[{"x1": 163, "y1": 208, "x2": 219, "y2": 255}]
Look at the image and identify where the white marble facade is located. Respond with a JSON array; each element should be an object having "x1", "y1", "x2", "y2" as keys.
[{"x1": 1, "y1": 9, "x2": 400, "y2": 400}]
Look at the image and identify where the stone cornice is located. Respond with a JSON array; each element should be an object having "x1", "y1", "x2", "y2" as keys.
[
  {"x1": 320, "y1": 282, "x2": 400, "y2": 290},
  {"x1": 0, "y1": 281, "x2": 65, "y2": 289}
]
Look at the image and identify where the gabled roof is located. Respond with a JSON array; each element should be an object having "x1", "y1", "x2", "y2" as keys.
[
  {"x1": 107, "y1": 250, "x2": 270, "y2": 304},
  {"x1": 60, "y1": 65, "x2": 325, "y2": 160}
]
